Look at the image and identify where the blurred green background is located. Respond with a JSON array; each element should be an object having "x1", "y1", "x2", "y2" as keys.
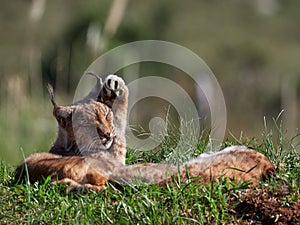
[{"x1": 0, "y1": 0, "x2": 299, "y2": 164}]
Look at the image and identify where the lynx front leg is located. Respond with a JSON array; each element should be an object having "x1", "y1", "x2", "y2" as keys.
[
  {"x1": 52, "y1": 178, "x2": 84, "y2": 192},
  {"x1": 52, "y1": 178, "x2": 106, "y2": 192},
  {"x1": 99, "y1": 75, "x2": 128, "y2": 164}
]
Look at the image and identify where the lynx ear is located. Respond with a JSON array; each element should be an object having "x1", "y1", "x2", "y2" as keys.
[
  {"x1": 53, "y1": 106, "x2": 73, "y2": 129},
  {"x1": 47, "y1": 83, "x2": 73, "y2": 128},
  {"x1": 47, "y1": 83, "x2": 57, "y2": 107}
]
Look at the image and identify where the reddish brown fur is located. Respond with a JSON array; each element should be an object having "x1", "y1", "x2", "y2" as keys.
[
  {"x1": 15, "y1": 150, "x2": 125, "y2": 191},
  {"x1": 15, "y1": 153, "x2": 110, "y2": 191}
]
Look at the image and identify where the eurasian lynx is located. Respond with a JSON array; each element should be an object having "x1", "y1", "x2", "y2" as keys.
[{"x1": 15, "y1": 75, "x2": 274, "y2": 191}]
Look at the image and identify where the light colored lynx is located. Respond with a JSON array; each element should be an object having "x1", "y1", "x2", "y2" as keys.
[
  {"x1": 111, "y1": 146, "x2": 275, "y2": 186},
  {"x1": 15, "y1": 75, "x2": 275, "y2": 191}
]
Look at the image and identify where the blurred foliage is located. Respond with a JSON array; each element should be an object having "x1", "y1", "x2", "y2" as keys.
[{"x1": 0, "y1": 0, "x2": 299, "y2": 164}]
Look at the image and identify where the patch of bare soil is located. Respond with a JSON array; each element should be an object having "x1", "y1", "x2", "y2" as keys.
[{"x1": 231, "y1": 185, "x2": 300, "y2": 225}]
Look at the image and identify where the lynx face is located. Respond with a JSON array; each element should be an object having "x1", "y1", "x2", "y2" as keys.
[
  {"x1": 49, "y1": 74, "x2": 128, "y2": 164},
  {"x1": 49, "y1": 93, "x2": 116, "y2": 156},
  {"x1": 48, "y1": 74, "x2": 128, "y2": 164}
]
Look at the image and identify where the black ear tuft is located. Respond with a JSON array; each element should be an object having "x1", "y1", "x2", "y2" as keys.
[{"x1": 47, "y1": 83, "x2": 57, "y2": 107}]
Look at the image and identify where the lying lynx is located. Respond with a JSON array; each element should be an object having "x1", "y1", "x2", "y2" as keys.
[
  {"x1": 15, "y1": 75, "x2": 275, "y2": 191},
  {"x1": 15, "y1": 147, "x2": 274, "y2": 191}
]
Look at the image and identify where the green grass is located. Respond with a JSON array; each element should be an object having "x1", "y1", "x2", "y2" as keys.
[
  {"x1": 0, "y1": 164, "x2": 251, "y2": 224},
  {"x1": 0, "y1": 100, "x2": 57, "y2": 165},
  {"x1": 0, "y1": 123, "x2": 299, "y2": 224}
]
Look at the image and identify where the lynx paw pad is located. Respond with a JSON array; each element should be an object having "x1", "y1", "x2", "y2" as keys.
[{"x1": 103, "y1": 75, "x2": 126, "y2": 97}]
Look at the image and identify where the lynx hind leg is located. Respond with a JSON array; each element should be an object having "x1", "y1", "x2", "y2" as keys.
[
  {"x1": 213, "y1": 147, "x2": 275, "y2": 185},
  {"x1": 100, "y1": 75, "x2": 128, "y2": 165}
]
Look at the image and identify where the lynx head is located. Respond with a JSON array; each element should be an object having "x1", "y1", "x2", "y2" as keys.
[{"x1": 47, "y1": 84, "x2": 115, "y2": 156}]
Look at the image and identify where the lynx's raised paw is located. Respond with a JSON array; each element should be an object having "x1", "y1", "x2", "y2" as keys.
[
  {"x1": 99, "y1": 74, "x2": 128, "y2": 165},
  {"x1": 102, "y1": 75, "x2": 126, "y2": 98}
]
